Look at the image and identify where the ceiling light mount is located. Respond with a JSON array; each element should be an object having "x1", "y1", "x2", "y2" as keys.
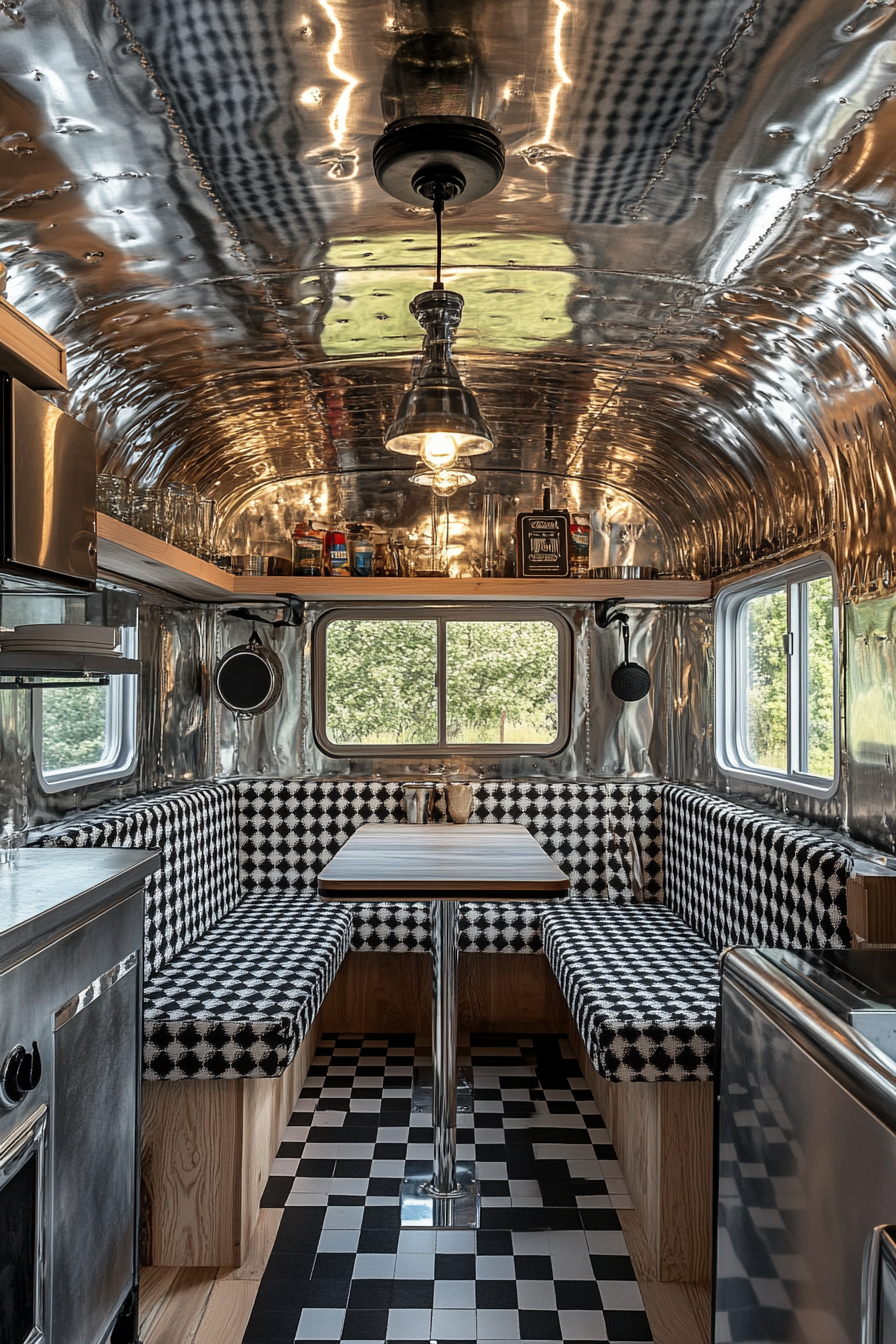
[{"x1": 372, "y1": 115, "x2": 505, "y2": 207}]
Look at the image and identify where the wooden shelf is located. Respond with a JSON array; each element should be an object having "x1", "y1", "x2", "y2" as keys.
[
  {"x1": 0, "y1": 296, "x2": 67, "y2": 390},
  {"x1": 97, "y1": 514, "x2": 232, "y2": 600},
  {"x1": 97, "y1": 514, "x2": 713, "y2": 603},
  {"x1": 230, "y1": 575, "x2": 712, "y2": 601}
]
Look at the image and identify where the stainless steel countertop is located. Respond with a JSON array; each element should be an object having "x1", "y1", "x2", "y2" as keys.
[{"x1": 0, "y1": 849, "x2": 161, "y2": 974}]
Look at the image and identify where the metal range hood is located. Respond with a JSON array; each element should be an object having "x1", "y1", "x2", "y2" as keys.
[{"x1": 0, "y1": 375, "x2": 98, "y2": 589}]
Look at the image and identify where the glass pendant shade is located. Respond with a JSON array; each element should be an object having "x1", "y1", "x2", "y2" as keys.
[
  {"x1": 385, "y1": 288, "x2": 495, "y2": 462},
  {"x1": 409, "y1": 457, "x2": 476, "y2": 497}
]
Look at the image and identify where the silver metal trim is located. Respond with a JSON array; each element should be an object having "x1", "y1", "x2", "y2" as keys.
[
  {"x1": 0, "y1": 1105, "x2": 48, "y2": 1344},
  {"x1": 722, "y1": 948, "x2": 896, "y2": 1129},
  {"x1": 54, "y1": 952, "x2": 138, "y2": 1031},
  {"x1": 312, "y1": 604, "x2": 573, "y2": 758}
]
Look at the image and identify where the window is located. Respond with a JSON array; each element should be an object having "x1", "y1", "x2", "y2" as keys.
[
  {"x1": 35, "y1": 625, "x2": 138, "y2": 792},
  {"x1": 315, "y1": 608, "x2": 570, "y2": 755},
  {"x1": 715, "y1": 555, "x2": 838, "y2": 796}
]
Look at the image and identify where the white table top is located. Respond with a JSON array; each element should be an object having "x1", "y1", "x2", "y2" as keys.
[{"x1": 317, "y1": 823, "x2": 570, "y2": 898}]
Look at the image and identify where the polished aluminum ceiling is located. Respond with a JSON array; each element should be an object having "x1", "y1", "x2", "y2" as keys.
[{"x1": 3, "y1": 0, "x2": 896, "y2": 585}]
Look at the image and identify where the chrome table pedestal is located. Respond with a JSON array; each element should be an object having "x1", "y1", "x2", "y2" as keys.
[{"x1": 400, "y1": 900, "x2": 480, "y2": 1228}]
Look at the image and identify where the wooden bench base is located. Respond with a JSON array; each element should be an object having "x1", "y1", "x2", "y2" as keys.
[
  {"x1": 320, "y1": 950, "x2": 567, "y2": 1035},
  {"x1": 564, "y1": 1012, "x2": 713, "y2": 1284},
  {"x1": 140, "y1": 1019, "x2": 322, "y2": 1268}
]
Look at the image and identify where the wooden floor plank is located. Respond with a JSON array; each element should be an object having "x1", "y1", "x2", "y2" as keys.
[
  {"x1": 217, "y1": 1208, "x2": 283, "y2": 1281},
  {"x1": 619, "y1": 1210, "x2": 711, "y2": 1344},
  {"x1": 638, "y1": 1280, "x2": 712, "y2": 1344},
  {"x1": 140, "y1": 1267, "x2": 217, "y2": 1344},
  {"x1": 138, "y1": 1266, "x2": 179, "y2": 1340},
  {"x1": 193, "y1": 1279, "x2": 260, "y2": 1344}
]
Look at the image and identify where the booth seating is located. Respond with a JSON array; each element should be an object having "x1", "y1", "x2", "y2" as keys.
[{"x1": 40, "y1": 776, "x2": 853, "y2": 1277}]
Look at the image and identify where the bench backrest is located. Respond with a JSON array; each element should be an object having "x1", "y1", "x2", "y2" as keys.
[
  {"x1": 39, "y1": 784, "x2": 241, "y2": 974},
  {"x1": 661, "y1": 784, "x2": 851, "y2": 951},
  {"x1": 236, "y1": 777, "x2": 664, "y2": 901}
]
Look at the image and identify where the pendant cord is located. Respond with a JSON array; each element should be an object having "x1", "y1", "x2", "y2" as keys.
[{"x1": 434, "y1": 191, "x2": 444, "y2": 287}]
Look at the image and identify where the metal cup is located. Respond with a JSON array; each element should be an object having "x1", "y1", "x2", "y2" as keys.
[{"x1": 402, "y1": 782, "x2": 436, "y2": 824}]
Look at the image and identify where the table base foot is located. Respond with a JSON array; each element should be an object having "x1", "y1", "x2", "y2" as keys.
[
  {"x1": 412, "y1": 1064, "x2": 473, "y2": 1113},
  {"x1": 399, "y1": 1161, "x2": 480, "y2": 1229}
]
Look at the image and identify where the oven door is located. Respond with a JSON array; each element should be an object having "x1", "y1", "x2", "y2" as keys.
[{"x1": 0, "y1": 1106, "x2": 48, "y2": 1344}]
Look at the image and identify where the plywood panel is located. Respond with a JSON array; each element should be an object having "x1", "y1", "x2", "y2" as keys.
[
  {"x1": 0, "y1": 295, "x2": 67, "y2": 389},
  {"x1": 563, "y1": 1004, "x2": 713, "y2": 1283},
  {"x1": 847, "y1": 869, "x2": 896, "y2": 945},
  {"x1": 142, "y1": 1021, "x2": 321, "y2": 1268},
  {"x1": 320, "y1": 951, "x2": 565, "y2": 1034}
]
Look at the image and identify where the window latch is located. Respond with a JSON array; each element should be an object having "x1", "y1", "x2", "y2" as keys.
[{"x1": 783, "y1": 632, "x2": 794, "y2": 657}]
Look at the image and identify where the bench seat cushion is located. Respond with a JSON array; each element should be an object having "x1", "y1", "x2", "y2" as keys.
[
  {"x1": 543, "y1": 897, "x2": 720, "y2": 1082},
  {"x1": 351, "y1": 901, "x2": 546, "y2": 953},
  {"x1": 143, "y1": 891, "x2": 351, "y2": 1081}
]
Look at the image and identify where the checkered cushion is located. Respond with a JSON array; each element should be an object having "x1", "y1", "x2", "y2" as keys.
[
  {"x1": 662, "y1": 785, "x2": 851, "y2": 951},
  {"x1": 543, "y1": 896, "x2": 720, "y2": 1082},
  {"x1": 38, "y1": 783, "x2": 241, "y2": 975},
  {"x1": 143, "y1": 890, "x2": 351, "y2": 1081},
  {"x1": 351, "y1": 901, "x2": 546, "y2": 953}
]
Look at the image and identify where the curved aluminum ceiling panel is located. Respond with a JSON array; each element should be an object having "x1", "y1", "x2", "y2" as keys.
[{"x1": 2, "y1": 0, "x2": 896, "y2": 587}]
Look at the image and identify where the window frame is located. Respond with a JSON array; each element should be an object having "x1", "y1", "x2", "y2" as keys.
[
  {"x1": 33, "y1": 625, "x2": 139, "y2": 793},
  {"x1": 715, "y1": 553, "x2": 840, "y2": 798},
  {"x1": 312, "y1": 604, "x2": 572, "y2": 758}
]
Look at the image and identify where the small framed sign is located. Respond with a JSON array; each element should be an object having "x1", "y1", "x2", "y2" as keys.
[{"x1": 516, "y1": 508, "x2": 570, "y2": 578}]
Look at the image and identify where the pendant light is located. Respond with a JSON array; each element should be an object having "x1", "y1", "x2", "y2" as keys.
[
  {"x1": 409, "y1": 457, "x2": 477, "y2": 497},
  {"x1": 383, "y1": 169, "x2": 495, "y2": 470}
]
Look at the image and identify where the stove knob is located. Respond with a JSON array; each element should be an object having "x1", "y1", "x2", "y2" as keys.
[{"x1": 0, "y1": 1042, "x2": 42, "y2": 1108}]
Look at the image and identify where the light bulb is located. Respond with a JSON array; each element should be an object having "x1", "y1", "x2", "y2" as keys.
[{"x1": 420, "y1": 433, "x2": 459, "y2": 470}]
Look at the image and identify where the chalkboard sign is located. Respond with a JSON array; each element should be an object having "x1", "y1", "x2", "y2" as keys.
[{"x1": 516, "y1": 509, "x2": 570, "y2": 577}]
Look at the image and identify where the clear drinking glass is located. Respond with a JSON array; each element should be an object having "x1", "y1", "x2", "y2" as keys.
[
  {"x1": 166, "y1": 483, "x2": 198, "y2": 553},
  {"x1": 97, "y1": 473, "x2": 131, "y2": 521},
  {"x1": 196, "y1": 498, "x2": 216, "y2": 562},
  {"x1": 129, "y1": 487, "x2": 158, "y2": 535}
]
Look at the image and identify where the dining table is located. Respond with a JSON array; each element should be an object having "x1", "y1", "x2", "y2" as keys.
[{"x1": 317, "y1": 822, "x2": 569, "y2": 1228}]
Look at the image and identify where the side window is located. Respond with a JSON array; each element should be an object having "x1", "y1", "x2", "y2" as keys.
[
  {"x1": 315, "y1": 608, "x2": 569, "y2": 756},
  {"x1": 716, "y1": 557, "x2": 838, "y2": 797},
  {"x1": 35, "y1": 625, "x2": 138, "y2": 792}
]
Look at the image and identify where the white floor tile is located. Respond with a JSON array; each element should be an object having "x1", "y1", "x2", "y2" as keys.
[
  {"x1": 475, "y1": 1256, "x2": 516, "y2": 1280},
  {"x1": 296, "y1": 1307, "x2": 345, "y2": 1339},
  {"x1": 436, "y1": 1230, "x2": 475, "y2": 1253},
  {"x1": 585, "y1": 1230, "x2": 629, "y2": 1255},
  {"x1": 398, "y1": 1229, "x2": 435, "y2": 1253},
  {"x1": 393, "y1": 1253, "x2": 435, "y2": 1279},
  {"x1": 511, "y1": 1231, "x2": 550, "y2": 1255},
  {"x1": 558, "y1": 1308, "x2": 608, "y2": 1340},
  {"x1": 302, "y1": 1143, "x2": 340, "y2": 1158},
  {"x1": 352, "y1": 1253, "x2": 396, "y2": 1278},
  {"x1": 430, "y1": 1308, "x2": 478, "y2": 1338},
  {"x1": 596, "y1": 1279, "x2": 645, "y2": 1310},
  {"x1": 476, "y1": 1162, "x2": 508, "y2": 1180},
  {"x1": 477, "y1": 1308, "x2": 522, "y2": 1338},
  {"x1": 434, "y1": 1280, "x2": 475, "y2": 1309},
  {"x1": 270, "y1": 1157, "x2": 300, "y2": 1176},
  {"x1": 386, "y1": 1308, "x2": 432, "y2": 1339},
  {"x1": 317, "y1": 1229, "x2": 361, "y2": 1253},
  {"x1": 516, "y1": 1280, "x2": 557, "y2": 1310},
  {"x1": 323, "y1": 1206, "x2": 365, "y2": 1230}
]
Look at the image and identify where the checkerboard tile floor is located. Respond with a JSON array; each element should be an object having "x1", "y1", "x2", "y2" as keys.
[{"x1": 243, "y1": 1033, "x2": 652, "y2": 1343}]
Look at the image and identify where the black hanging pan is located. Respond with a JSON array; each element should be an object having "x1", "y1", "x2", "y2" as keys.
[{"x1": 213, "y1": 630, "x2": 284, "y2": 718}]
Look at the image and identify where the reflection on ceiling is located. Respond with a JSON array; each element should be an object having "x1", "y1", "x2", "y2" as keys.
[{"x1": 3, "y1": 0, "x2": 896, "y2": 589}]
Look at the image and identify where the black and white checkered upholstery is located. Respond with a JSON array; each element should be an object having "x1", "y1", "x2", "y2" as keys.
[
  {"x1": 543, "y1": 897, "x2": 720, "y2": 1082},
  {"x1": 661, "y1": 785, "x2": 851, "y2": 952},
  {"x1": 236, "y1": 777, "x2": 663, "y2": 952},
  {"x1": 144, "y1": 890, "x2": 351, "y2": 1081},
  {"x1": 38, "y1": 783, "x2": 241, "y2": 976},
  {"x1": 39, "y1": 776, "x2": 856, "y2": 1087},
  {"x1": 351, "y1": 901, "x2": 546, "y2": 953}
]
